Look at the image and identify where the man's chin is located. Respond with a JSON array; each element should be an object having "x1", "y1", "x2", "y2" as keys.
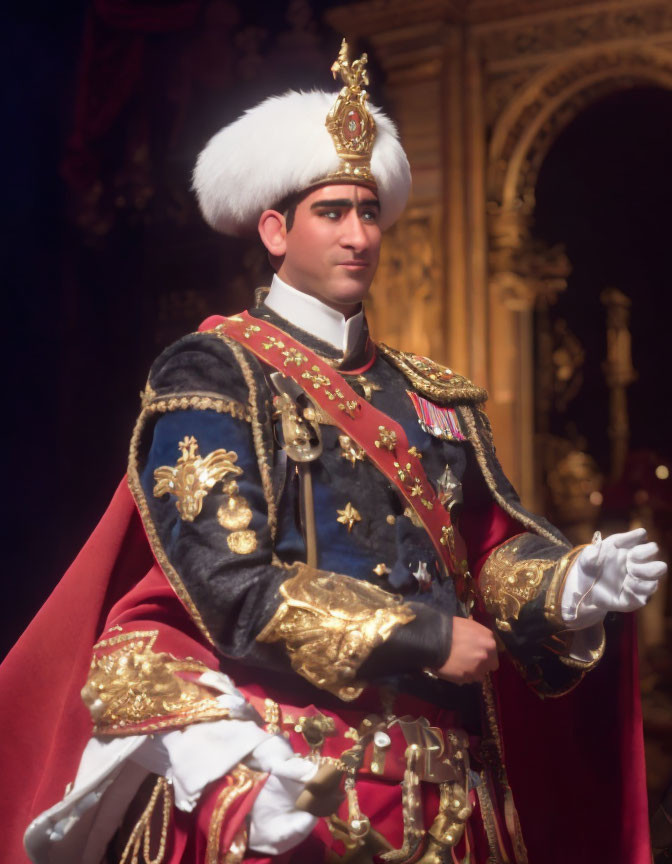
[{"x1": 326, "y1": 278, "x2": 372, "y2": 307}]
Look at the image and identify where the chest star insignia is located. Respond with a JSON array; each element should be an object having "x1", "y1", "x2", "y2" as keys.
[
  {"x1": 153, "y1": 436, "x2": 242, "y2": 522},
  {"x1": 437, "y1": 464, "x2": 463, "y2": 506},
  {"x1": 336, "y1": 502, "x2": 361, "y2": 532}
]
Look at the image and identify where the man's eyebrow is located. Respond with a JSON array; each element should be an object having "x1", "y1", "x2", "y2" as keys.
[{"x1": 310, "y1": 198, "x2": 381, "y2": 210}]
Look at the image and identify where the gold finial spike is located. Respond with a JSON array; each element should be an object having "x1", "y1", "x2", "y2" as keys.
[
  {"x1": 331, "y1": 38, "x2": 369, "y2": 91},
  {"x1": 325, "y1": 39, "x2": 376, "y2": 183}
]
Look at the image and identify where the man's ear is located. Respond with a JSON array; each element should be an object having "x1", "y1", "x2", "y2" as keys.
[{"x1": 258, "y1": 210, "x2": 288, "y2": 257}]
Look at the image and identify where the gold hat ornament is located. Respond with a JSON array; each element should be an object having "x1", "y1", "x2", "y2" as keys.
[
  {"x1": 325, "y1": 40, "x2": 376, "y2": 184},
  {"x1": 193, "y1": 38, "x2": 410, "y2": 236}
]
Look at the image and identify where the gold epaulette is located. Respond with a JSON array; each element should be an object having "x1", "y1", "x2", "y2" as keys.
[{"x1": 377, "y1": 344, "x2": 488, "y2": 405}]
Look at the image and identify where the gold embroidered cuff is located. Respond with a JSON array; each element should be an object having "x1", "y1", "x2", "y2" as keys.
[
  {"x1": 256, "y1": 563, "x2": 415, "y2": 701},
  {"x1": 480, "y1": 535, "x2": 556, "y2": 630},
  {"x1": 82, "y1": 630, "x2": 231, "y2": 735},
  {"x1": 544, "y1": 544, "x2": 589, "y2": 627}
]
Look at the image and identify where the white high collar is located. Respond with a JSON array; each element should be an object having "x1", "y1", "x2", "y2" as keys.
[{"x1": 264, "y1": 274, "x2": 364, "y2": 356}]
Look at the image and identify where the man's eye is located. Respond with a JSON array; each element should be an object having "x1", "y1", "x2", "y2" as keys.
[
  {"x1": 318, "y1": 209, "x2": 341, "y2": 219},
  {"x1": 361, "y1": 210, "x2": 379, "y2": 222}
]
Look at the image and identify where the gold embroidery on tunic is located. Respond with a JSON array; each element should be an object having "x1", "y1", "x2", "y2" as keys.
[
  {"x1": 225, "y1": 340, "x2": 279, "y2": 546},
  {"x1": 336, "y1": 502, "x2": 361, "y2": 532},
  {"x1": 128, "y1": 337, "x2": 274, "y2": 646},
  {"x1": 403, "y1": 506, "x2": 423, "y2": 528},
  {"x1": 338, "y1": 434, "x2": 366, "y2": 466},
  {"x1": 138, "y1": 387, "x2": 250, "y2": 422},
  {"x1": 480, "y1": 540, "x2": 554, "y2": 625},
  {"x1": 153, "y1": 436, "x2": 242, "y2": 522},
  {"x1": 375, "y1": 426, "x2": 397, "y2": 451},
  {"x1": 217, "y1": 481, "x2": 253, "y2": 531},
  {"x1": 378, "y1": 344, "x2": 487, "y2": 405},
  {"x1": 83, "y1": 630, "x2": 229, "y2": 734},
  {"x1": 227, "y1": 529, "x2": 258, "y2": 555},
  {"x1": 257, "y1": 563, "x2": 415, "y2": 700},
  {"x1": 347, "y1": 374, "x2": 381, "y2": 402}
]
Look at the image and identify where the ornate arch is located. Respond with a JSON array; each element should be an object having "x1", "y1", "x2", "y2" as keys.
[
  {"x1": 488, "y1": 44, "x2": 672, "y2": 214},
  {"x1": 483, "y1": 43, "x2": 672, "y2": 506}
]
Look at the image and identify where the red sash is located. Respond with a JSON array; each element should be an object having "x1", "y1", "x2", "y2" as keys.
[{"x1": 203, "y1": 311, "x2": 472, "y2": 599}]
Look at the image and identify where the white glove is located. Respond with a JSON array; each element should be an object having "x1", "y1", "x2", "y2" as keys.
[{"x1": 561, "y1": 528, "x2": 666, "y2": 629}]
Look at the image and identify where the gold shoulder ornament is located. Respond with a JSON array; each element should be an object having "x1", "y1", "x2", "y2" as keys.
[{"x1": 377, "y1": 344, "x2": 488, "y2": 405}]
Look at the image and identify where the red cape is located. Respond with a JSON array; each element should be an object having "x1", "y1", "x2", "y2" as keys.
[{"x1": 1, "y1": 479, "x2": 650, "y2": 864}]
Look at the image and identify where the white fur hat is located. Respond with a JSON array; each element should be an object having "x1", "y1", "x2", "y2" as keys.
[{"x1": 193, "y1": 89, "x2": 411, "y2": 236}]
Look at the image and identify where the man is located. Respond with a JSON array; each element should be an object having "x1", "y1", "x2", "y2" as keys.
[{"x1": 9, "y1": 41, "x2": 665, "y2": 864}]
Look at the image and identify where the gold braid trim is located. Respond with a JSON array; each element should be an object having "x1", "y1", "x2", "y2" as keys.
[
  {"x1": 558, "y1": 625, "x2": 606, "y2": 670},
  {"x1": 481, "y1": 676, "x2": 529, "y2": 864},
  {"x1": 207, "y1": 765, "x2": 259, "y2": 864},
  {"x1": 119, "y1": 776, "x2": 173, "y2": 864},
  {"x1": 475, "y1": 775, "x2": 507, "y2": 864},
  {"x1": 377, "y1": 343, "x2": 488, "y2": 404},
  {"x1": 128, "y1": 402, "x2": 214, "y2": 645},
  {"x1": 225, "y1": 339, "x2": 278, "y2": 546},
  {"x1": 257, "y1": 563, "x2": 415, "y2": 701},
  {"x1": 82, "y1": 630, "x2": 230, "y2": 734},
  {"x1": 458, "y1": 405, "x2": 566, "y2": 547},
  {"x1": 140, "y1": 387, "x2": 250, "y2": 421},
  {"x1": 544, "y1": 544, "x2": 588, "y2": 627}
]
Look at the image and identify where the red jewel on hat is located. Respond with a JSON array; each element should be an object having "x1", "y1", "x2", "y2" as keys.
[{"x1": 343, "y1": 109, "x2": 362, "y2": 141}]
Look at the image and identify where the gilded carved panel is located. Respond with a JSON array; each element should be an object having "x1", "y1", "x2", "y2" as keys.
[
  {"x1": 366, "y1": 206, "x2": 444, "y2": 362},
  {"x1": 476, "y1": 3, "x2": 672, "y2": 65}
]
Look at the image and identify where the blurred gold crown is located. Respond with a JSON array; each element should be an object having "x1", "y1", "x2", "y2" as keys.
[{"x1": 325, "y1": 39, "x2": 377, "y2": 184}]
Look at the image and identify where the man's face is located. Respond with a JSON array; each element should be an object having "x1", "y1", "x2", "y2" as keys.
[{"x1": 276, "y1": 184, "x2": 382, "y2": 312}]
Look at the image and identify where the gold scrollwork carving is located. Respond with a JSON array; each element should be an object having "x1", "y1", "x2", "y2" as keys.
[
  {"x1": 82, "y1": 630, "x2": 229, "y2": 734},
  {"x1": 480, "y1": 539, "x2": 555, "y2": 627},
  {"x1": 256, "y1": 564, "x2": 415, "y2": 701},
  {"x1": 153, "y1": 436, "x2": 242, "y2": 522}
]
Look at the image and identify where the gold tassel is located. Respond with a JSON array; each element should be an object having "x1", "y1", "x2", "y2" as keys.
[{"x1": 119, "y1": 776, "x2": 173, "y2": 864}]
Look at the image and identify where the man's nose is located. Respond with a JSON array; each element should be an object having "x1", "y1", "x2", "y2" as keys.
[{"x1": 340, "y1": 210, "x2": 369, "y2": 252}]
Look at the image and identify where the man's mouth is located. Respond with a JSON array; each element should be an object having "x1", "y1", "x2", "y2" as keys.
[{"x1": 339, "y1": 261, "x2": 369, "y2": 269}]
